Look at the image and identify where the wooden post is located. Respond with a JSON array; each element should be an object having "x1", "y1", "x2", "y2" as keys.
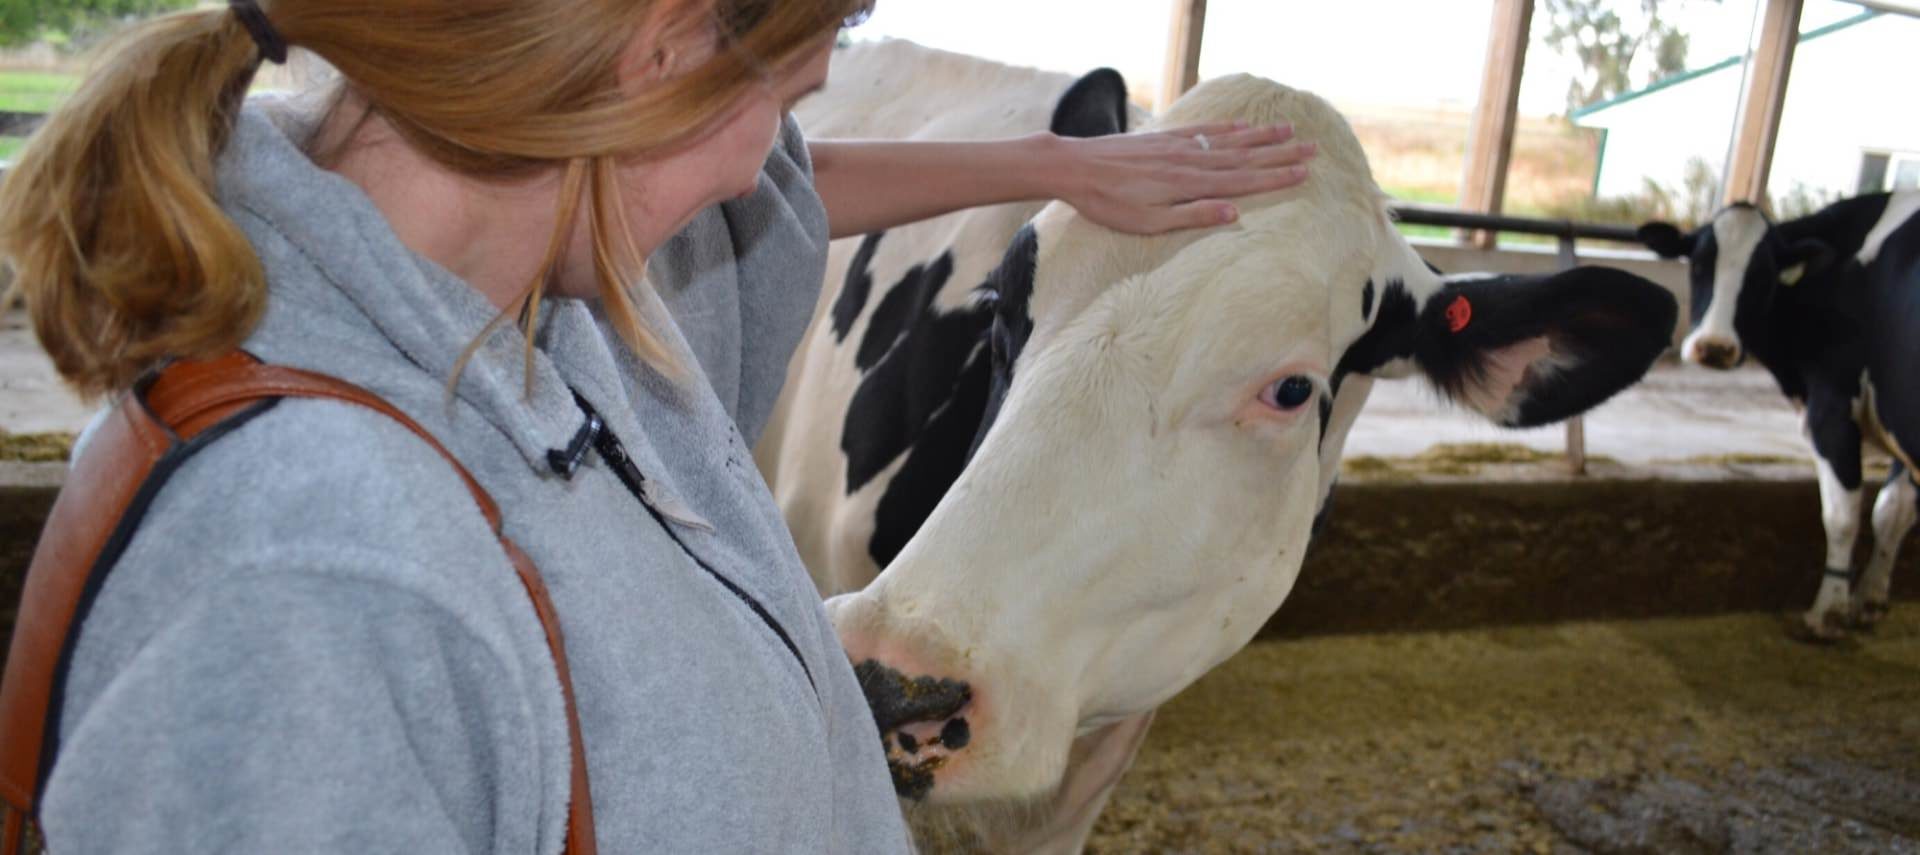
[
  {"x1": 1458, "y1": 0, "x2": 1533, "y2": 249},
  {"x1": 1724, "y1": 0, "x2": 1803, "y2": 206},
  {"x1": 1159, "y1": 0, "x2": 1207, "y2": 110}
]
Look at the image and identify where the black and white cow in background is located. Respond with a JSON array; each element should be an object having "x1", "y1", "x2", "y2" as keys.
[
  {"x1": 761, "y1": 40, "x2": 1678, "y2": 852},
  {"x1": 1641, "y1": 191, "x2": 1920, "y2": 640}
]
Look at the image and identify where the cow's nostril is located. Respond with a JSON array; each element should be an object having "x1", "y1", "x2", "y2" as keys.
[
  {"x1": 1702, "y1": 342, "x2": 1740, "y2": 369},
  {"x1": 939, "y1": 717, "x2": 971, "y2": 750},
  {"x1": 1688, "y1": 339, "x2": 1741, "y2": 370}
]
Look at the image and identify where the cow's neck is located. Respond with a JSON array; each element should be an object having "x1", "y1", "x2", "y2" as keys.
[
  {"x1": 1744, "y1": 263, "x2": 1868, "y2": 406},
  {"x1": 1775, "y1": 193, "x2": 1891, "y2": 263}
]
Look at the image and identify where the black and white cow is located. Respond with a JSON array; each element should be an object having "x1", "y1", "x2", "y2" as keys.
[
  {"x1": 762, "y1": 40, "x2": 1677, "y2": 852},
  {"x1": 757, "y1": 41, "x2": 1149, "y2": 596},
  {"x1": 1641, "y1": 191, "x2": 1920, "y2": 640}
]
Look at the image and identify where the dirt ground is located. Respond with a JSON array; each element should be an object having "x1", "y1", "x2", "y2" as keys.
[{"x1": 1091, "y1": 611, "x2": 1920, "y2": 854}]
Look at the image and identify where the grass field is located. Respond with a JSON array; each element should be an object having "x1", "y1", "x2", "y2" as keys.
[
  {"x1": 1343, "y1": 102, "x2": 1617, "y2": 245},
  {"x1": 0, "y1": 69, "x2": 76, "y2": 113},
  {"x1": 1380, "y1": 185, "x2": 1457, "y2": 241},
  {"x1": 0, "y1": 69, "x2": 77, "y2": 165}
]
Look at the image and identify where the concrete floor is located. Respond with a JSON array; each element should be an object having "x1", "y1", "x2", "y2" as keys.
[
  {"x1": 1347, "y1": 366, "x2": 1810, "y2": 466},
  {"x1": 0, "y1": 310, "x2": 92, "y2": 436}
]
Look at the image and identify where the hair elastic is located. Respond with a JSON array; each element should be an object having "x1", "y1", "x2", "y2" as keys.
[{"x1": 228, "y1": 0, "x2": 289, "y2": 65}]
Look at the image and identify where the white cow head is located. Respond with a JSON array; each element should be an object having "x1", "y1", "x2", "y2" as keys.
[{"x1": 828, "y1": 74, "x2": 1677, "y2": 838}]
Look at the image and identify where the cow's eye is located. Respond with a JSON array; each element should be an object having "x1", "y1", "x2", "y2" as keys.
[{"x1": 1261, "y1": 376, "x2": 1315, "y2": 411}]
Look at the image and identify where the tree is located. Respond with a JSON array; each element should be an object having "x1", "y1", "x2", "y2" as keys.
[
  {"x1": 0, "y1": 0, "x2": 194, "y2": 48},
  {"x1": 1541, "y1": 0, "x2": 1714, "y2": 114}
]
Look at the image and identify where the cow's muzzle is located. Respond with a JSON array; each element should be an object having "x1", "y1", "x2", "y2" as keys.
[
  {"x1": 1685, "y1": 337, "x2": 1742, "y2": 370},
  {"x1": 853, "y1": 660, "x2": 975, "y2": 799}
]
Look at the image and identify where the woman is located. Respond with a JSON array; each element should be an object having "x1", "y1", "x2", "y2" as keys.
[{"x1": 0, "y1": 0, "x2": 1312, "y2": 850}]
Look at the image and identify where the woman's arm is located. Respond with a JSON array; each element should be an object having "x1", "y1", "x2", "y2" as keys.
[{"x1": 810, "y1": 123, "x2": 1316, "y2": 240}]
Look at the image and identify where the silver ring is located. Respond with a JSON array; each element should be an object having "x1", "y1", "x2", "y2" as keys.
[{"x1": 1196, "y1": 133, "x2": 1211, "y2": 152}]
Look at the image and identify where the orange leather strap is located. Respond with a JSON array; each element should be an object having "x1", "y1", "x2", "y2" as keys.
[{"x1": 0, "y1": 352, "x2": 595, "y2": 855}]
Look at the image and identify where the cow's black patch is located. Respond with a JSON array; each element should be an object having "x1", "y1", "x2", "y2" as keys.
[
  {"x1": 856, "y1": 251, "x2": 956, "y2": 372},
  {"x1": 1332, "y1": 278, "x2": 1416, "y2": 394},
  {"x1": 842, "y1": 67, "x2": 1131, "y2": 571},
  {"x1": 1361, "y1": 278, "x2": 1375, "y2": 322},
  {"x1": 841, "y1": 289, "x2": 988, "y2": 495},
  {"x1": 1807, "y1": 379, "x2": 1865, "y2": 490},
  {"x1": 1863, "y1": 209, "x2": 1920, "y2": 451},
  {"x1": 864, "y1": 228, "x2": 1039, "y2": 568},
  {"x1": 969, "y1": 226, "x2": 1040, "y2": 458},
  {"x1": 832, "y1": 232, "x2": 885, "y2": 342},
  {"x1": 867, "y1": 348, "x2": 992, "y2": 566}
]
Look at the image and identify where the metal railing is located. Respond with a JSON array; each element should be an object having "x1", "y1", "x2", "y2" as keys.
[
  {"x1": 1388, "y1": 204, "x2": 1644, "y2": 245},
  {"x1": 1384, "y1": 204, "x2": 1656, "y2": 476},
  {"x1": 0, "y1": 112, "x2": 42, "y2": 138}
]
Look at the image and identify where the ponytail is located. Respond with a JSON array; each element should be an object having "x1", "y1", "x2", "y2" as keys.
[{"x1": 0, "y1": 10, "x2": 268, "y2": 398}]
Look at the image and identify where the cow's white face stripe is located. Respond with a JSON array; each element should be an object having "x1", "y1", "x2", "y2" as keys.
[
  {"x1": 1858, "y1": 189, "x2": 1920, "y2": 265},
  {"x1": 1683, "y1": 208, "x2": 1766, "y2": 359}
]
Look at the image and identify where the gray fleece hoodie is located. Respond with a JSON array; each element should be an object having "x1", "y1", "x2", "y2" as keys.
[{"x1": 40, "y1": 104, "x2": 911, "y2": 853}]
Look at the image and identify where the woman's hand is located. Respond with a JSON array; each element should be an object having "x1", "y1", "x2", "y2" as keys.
[
  {"x1": 1049, "y1": 122, "x2": 1317, "y2": 235},
  {"x1": 810, "y1": 123, "x2": 1316, "y2": 240}
]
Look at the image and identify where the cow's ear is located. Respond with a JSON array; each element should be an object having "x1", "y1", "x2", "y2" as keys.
[
  {"x1": 1778, "y1": 237, "x2": 1837, "y2": 286},
  {"x1": 1637, "y1": 221, "x2": 1695, "y2": 259},
  {"x1": 1051, "y1": 68, "x2": 1130, "y2": 138},
  {"x1": 1412, "y1": 267, "x2": 1678, "y2": 428}
]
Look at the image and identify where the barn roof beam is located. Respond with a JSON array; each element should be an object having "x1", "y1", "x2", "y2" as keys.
[
  {"x1": 1458, "y1": 0, "x2": 1535, "y2": 250},
  {"x1": 1849, "y1": 1, "x2": 1920, "y2": 16},
  {"x1": 1159, "y1": 0, "x2": 1207, "y2": 110},
  {"x1": 1724, "y1": 0, "x2": 1804, "y2": 206}
]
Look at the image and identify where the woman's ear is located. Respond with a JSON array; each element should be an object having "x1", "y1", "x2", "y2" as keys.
[{"x1": 618, "y1": 0, "x2": 715, "y2": 87}]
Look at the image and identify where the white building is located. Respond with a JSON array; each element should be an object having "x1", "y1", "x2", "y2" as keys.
[{"x1": 1572, "y1": 10, "x2": 1920, "y2": 205}]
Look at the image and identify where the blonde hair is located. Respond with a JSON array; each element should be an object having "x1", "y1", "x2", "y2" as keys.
[{"x1": 0, "y1": 0, "x2": 871, "y2": 398}]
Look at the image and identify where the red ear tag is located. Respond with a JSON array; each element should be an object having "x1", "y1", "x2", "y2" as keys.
[{"x1": 1445, "y1": 295, "x2": 1472, "y2": 333}]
